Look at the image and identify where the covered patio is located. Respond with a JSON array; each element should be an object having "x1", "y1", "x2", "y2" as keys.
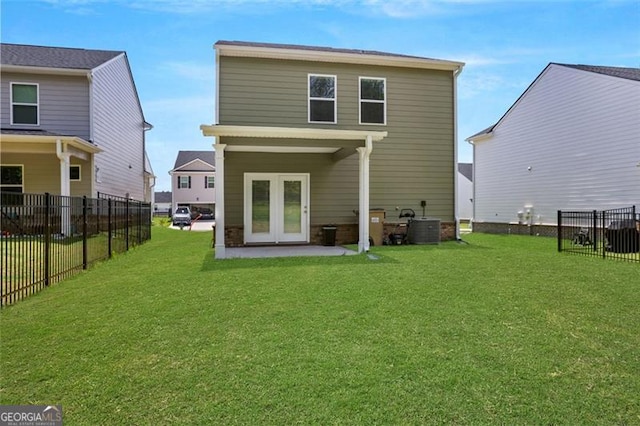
[{"x1": 200, "y1": 125, "x2": 387, "y2": 259}]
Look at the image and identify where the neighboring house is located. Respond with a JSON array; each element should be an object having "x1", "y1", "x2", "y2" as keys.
[
  {"x1": 466, "y1": 63, "x2": 640, "y2": 235},
  {"x1": 457, "y1": 163, "x2": 473, "y2": 221},
  {"x1": 201, "y1": 41, "x2": 464, "y2": 258},
  {"x1": 169, "y1": 151, "x2": 216, "y2": 215},
  {"x1": 0, "y1": 43, "x2": 152, "y2": 202},
  {"x1": 154, "y1": 191, "x2": 172, "y2": 215}
]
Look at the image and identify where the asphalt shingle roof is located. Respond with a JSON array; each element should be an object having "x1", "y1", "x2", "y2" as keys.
[
  {"x1": 173, "y1": 151, "x2": 215, "y2": 170},
  {"x1": 154, "y1": 191, "x2": 172, "y2": 203},
  {"x1": 216, "y1": 40, "x2": 452, "y2": 64},
  {"x1": 458, "y1": 163, "x2": 473, "y2": 182},
  {"x1": 1, "y1": 43, "x2": 123, "y2": 70},
  {"x1": 557, "y1": 63, "x2": 640, "y2": 82}
]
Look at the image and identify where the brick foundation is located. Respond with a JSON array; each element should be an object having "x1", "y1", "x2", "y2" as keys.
[
  {"x1": 222, "y1": 221, "x2": 456, "y2": 247},
  {"x1": 472, "y1": 222, "x2": 558, "y2": 237}
]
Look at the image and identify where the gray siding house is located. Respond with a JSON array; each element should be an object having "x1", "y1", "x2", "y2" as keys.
[
  {"x1": 0, "y1": 43, "x2": 153, "y2": 201},
  {"x1": 169, "y1": 151, "x2": 216, "y2": 216},
  {"x1": 201, "y1": 41, "x2": 464, "y2": 258},
  {"x1": 467, "y1": 63, "x2": 640, "y2": 235}
]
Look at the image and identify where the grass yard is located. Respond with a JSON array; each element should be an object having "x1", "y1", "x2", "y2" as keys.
[{"x1": 1, "y1": 228, "x2": 639, "y2": 424}]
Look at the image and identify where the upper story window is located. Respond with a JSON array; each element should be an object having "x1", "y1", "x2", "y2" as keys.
[
  {"x1": 11, "y1": 83, "x2": 39, "y2": 125},
  {"x1": 359, "y1": 77, "x2": 386, "y2": 125},
  {"x1": 205, "y1": 176, "x2": 215, "y2": 189},
  {"x1": 308, "y1": 74, "x2": 336, "y2": 123},
  {"x1": 178, "y1": 176, "x2": 191, "y2": 189}
]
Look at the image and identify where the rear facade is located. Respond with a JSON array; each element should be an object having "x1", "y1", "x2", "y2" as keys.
[{"x1": 202, "y1": 41, "x2": 463, "y2": 258}]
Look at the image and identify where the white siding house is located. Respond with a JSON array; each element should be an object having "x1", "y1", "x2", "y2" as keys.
[
  {"x1": 169, "y1": 151, "x2": 216, "y2": 216},
  {"x1": 466, "y1": 63, "x2": 640, "y2": 234},
  {"x1": 457, "y1": 163, "x2": 473, "y2": 221}
]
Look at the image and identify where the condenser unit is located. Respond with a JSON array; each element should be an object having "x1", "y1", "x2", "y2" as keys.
[{"x1": 408, "y1": 218, "x2": 441, "y2": 244}]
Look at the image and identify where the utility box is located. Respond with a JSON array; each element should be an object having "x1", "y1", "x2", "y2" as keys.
[{"x1": 369, "y1": 209, "x2": 385, "y2": 246}]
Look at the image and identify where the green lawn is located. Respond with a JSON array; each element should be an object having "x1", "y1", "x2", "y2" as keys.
[{"x1": 1, "y1": 228, "x2": 639, "y2": 424}]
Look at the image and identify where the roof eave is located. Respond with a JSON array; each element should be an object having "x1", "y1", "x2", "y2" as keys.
[
  {"x1": 216, "y1": 44, "x2": 464, "y2": 72},
  {"x1": 0, "y1": 64, "x2": 89, "y2": 76},
  {"x1": 200, "y1": 124, "x2": 388, "y2": 142}
]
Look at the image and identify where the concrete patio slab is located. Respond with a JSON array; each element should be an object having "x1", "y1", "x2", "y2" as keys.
[{"x1": 224, "y1": 245, "x2": 358, "y2": 259}]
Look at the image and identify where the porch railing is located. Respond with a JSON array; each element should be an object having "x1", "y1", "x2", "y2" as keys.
[{"x1": 1, "y1": 192, "x2": 151, "y2": 306}]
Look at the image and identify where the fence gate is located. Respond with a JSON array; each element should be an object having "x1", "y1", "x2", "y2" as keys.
[{"x1": 557, "y1": 206, "x2": 639, "y2": 263}]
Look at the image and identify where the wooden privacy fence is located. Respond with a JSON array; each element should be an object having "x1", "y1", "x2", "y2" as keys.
[
  {"x1": 557, "y1": 206, "x2": 639, "y2": 263},
  {"x1": 1, "y1": 192, "x2": 151, "y2": 306}
]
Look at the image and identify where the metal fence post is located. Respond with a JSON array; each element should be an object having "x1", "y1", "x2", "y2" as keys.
[
  {"x1": 44, "y1": 193, "x2": 51, "y2": 287},
  {"x1": 592, "y1": 210, "x2": 597, "y2": 253},
  {"x1": 601, "y1": 210, "x2": 606, "y2": 259},
  {"x1": 108, "y1": 199, "x2": 113, "y2": 259},
  {"x1": 82, "y1": 196, "x2": 88, "y2": 270},
  {"x1": 557, "y1": 210, "x2": 562, "y2": 252},
  {"x1": 125, "y1": 198, "x2": 130, "y2": 251},
  {"x1": 138, "y1": 201, "x2": 142, "y2": 245}
]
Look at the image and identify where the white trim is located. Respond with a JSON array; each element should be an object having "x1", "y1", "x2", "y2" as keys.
[
  {"x1": 0, "y1": 133, "x2": 102, "y2": 154},
  {"x1": 216, "y1": 44, "x2": 465, "y2": 72},
  {"x1": 244, "y1": 173, "x2": 310, "y2": 244},
  {"x1": 0, "y1": 64, "x2": 88, "y2": 76},
  {"x1": 178, "y1": 176, "x2": 190, "y2": 189},
  {"x1": 205, "y1": 175, "x2": 215, "y2": 189},
  {"x1": 0, "y1": 164, "x2": 24, "y2": 192},
  {"x1": 358, "y1": 76, "x2": 386, "y2": 126},
  {"x1": 10, "y1": 82, "x2": 40, "y2": 126},
  {"x1": 215, "y1": 48, "x2": 220, "y2": 125},
  {"x1": 214, "y1": 144, "x2": 226, "y2": 259},
  {"x1": 226, "y1": 146, "x2": 337, "y2": 154},
  {"x1": 308, "y1": 74, "x2": 337, "y2": 124},
  {"x1": 169, "y1": 158, "x2": 215, "y2": 173},
  {"x1": 200, "y1": 124, "x2": 387, "y2": 141}
]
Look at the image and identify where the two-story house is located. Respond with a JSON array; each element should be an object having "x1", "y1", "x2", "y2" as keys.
[
  {"x1": 0, "y1": 43, "x2": 152, "y2": 202},
  {"x1": 169, "y1": 151, "x2": 216, "y2": 217},
  {"x1": 201, "y1": 41, "x2": 464, "y2": 258},
  {"x1": 467, "y1": 63, "x2": 640, "y2": 235}
]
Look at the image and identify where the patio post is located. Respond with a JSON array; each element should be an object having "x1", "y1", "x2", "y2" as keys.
[
  {"x1": 356, "y1": 136, "x2": 373, "y2": 253},
  {"x1": 214, "y1": 143, "x2": 227, "y2": 259}
]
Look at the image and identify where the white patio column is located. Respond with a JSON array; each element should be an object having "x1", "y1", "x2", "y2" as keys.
[
  {"x1": 356, "y1": 136, "x2": 373, "y2": 253},
  {"x1": 214, "y1": 143, "x2": 226, "y2": 259},
  {"x1": 56, "y1": 140, "x2": 72, "y2": 236}
]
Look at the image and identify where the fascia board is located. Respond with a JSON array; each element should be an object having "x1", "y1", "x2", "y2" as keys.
[
  {"x1": 217, "y1": 44, "x2": 464, "y2": 72},
  {"x1": 0, "y1": 64, "x2": 88, "y2": 77},
  {"x1": 200, "y1": 125, "x2": 387, "y2": 142}
]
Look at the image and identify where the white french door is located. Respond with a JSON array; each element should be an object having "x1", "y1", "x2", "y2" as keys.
[{"x1": 244, "y1": 173, "x2": 309, "y2": 244}]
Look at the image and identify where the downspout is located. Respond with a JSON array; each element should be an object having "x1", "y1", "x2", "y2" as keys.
[{"x1": 453, "y1": 65, "x2": 463, "y2": 241}]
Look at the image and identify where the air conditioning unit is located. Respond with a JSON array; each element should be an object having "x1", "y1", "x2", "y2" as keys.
[{"x1": 408, "y1": 218, "x2": 441, "y2": 244}]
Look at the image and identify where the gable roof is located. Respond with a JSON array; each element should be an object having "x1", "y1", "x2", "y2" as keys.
[
  {"x1": 1, "y1": 43, "x2": 123, "y2": 70},
  {"x1": 215, "y1": 40, "x2": 464, "y2": 72},
  {"x1": 466, "y1": 62, "x2": 640, "y2": 141},
  {"x1": 173, "y1": 151, "x2": 215, "y2": 170},
  {"x1": 458, "y1": 163, "x2": 473, "y2": 181}
]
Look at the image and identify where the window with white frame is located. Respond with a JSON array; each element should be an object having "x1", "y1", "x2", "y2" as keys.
[
  {"x1": 178, "y1": 176, "x2": 191, "y2": 189},
  {"x1": 359, "y1": 77, "x2": 386, "y2": 125},
  {"x1": 70, "y1": 165, "x2": 81, "y2": 181},
  {"x1": 1, "y1": 165, "x2": 23, "y2": 193},
  {"x1": 205, "y1": 176, "x2": 215, "y2": 188},
  {"x1": 11, "y1": 83, "x2": 39, "y2": 125},
  {"x1": 308, "y1": 74, "x2": 336, "y2": 123}
]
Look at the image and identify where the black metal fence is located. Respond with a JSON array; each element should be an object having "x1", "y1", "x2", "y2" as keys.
[
  {"x1": 1, "y1": 192, "x2": 151, "y2": 306},
  {"x1": 557, "y1": 206, "x2": 639, "y2": 263}
]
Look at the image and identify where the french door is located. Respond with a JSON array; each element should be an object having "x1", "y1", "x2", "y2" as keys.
[{"x1": 244, "y1": 173, "x2": 309, "y2": 244}]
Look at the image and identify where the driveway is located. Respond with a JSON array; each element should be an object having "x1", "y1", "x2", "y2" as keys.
[{"x1": 170, "y1": 220, "x2": 215, "y2": 232}]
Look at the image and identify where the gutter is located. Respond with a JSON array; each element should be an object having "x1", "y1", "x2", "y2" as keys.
[{"x1": 453, "y1": 64, "x2": 464, "y2": 242}]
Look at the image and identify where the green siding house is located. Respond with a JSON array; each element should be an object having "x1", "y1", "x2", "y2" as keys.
[{"x1": 201, "y1": 41, "x2": 464, "y2": 259}]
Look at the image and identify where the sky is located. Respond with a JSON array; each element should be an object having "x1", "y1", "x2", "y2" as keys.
[{"x1": 2, "y1": 0, "x2": 639, "y2": 192}]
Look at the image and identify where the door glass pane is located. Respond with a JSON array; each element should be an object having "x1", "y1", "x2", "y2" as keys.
[
  {"x1": 283, "y1": 180, "x2": 301, "y2": 234},
  {"x1": 252, "y1": 180, "x2": 270, "y2": 233}
]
